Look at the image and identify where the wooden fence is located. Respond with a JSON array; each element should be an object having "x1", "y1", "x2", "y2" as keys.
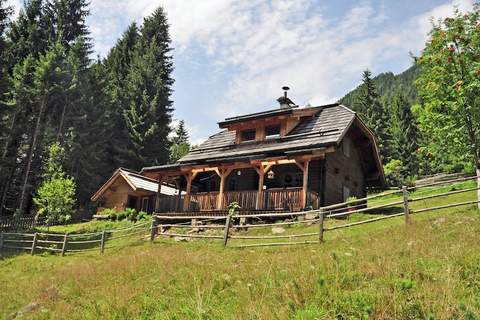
[
  {"x1": 0, "y1": 221, "x2": 151, "y2": 256},
  {"x1": 152, "y1": 175, "x2": 480, "y2": 248},
  {"x1": 1, "y1": 175, "x2": 478, "y2": 256},
  {"x1": 0, "y1": 216, "x2": 37, "y2": 231}
]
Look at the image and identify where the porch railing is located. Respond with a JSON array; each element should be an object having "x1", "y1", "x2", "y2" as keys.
[
  {"x1": 157, "y1": 188, "x2": 320, "y2": 213},
  {"x1": 189, "y1": 192, "x2": 218, "y2": 211},
  {"x1": 262, "y1": 188, "x2": 302, "y2": 211},
  {"x1": 223, "y1": 190, "x2": 258, "y2": 210}
]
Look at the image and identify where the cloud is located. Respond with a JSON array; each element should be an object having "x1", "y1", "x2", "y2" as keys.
[{"x1": 164, "y1": 0, "x2": 474, "y2": 119}]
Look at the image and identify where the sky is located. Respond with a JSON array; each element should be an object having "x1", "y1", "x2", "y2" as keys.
[{"x1": 6, "y1": 0, "x2": 476, "y2": 144}]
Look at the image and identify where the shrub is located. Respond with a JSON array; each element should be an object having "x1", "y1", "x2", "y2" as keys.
[
  {"x1": 125, "y1": 208, "x2": 138, "y2": 222},
  {"x1": 33, "y1": 143, "x2": 77, "y2": 224},
  {"x1": 117, "y1": 212, "x2": 127, "y2": 221},
  {"x1": 137, "y1": 211, "x2": 148, "y2": 221},
  {"x1": 109, "y1": 212, "x2": 118, "y2": 221},
  {"x1": 98, "y1": 208, "x2": 116, "y2": 217},
  {"x1": 384, "y1": 159, "x2": 417, "y2": 188}
]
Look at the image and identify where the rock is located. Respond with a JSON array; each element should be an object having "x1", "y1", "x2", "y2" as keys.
[
  {"x1": 12, "y1": 302, "x2": 38, "y2": 318},
  {"x1": 305, "y1": 213, "x2": 317, "y2": 220},
  {"x1": 187, "y1": 228, "x2": 203, "y2": 234},
  {"x1": 271, "y1": 227, "x2": 286, "y2": 234},
  {"x1": 174, "y1": 237, "x2": 189, "y2": 242},
  {"x1": 433, "y1": 217, "x2": 445, "y2": 227}
]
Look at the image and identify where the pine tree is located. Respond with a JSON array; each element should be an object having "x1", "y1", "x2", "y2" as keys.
[
  {"x1": 169, "y1": 120, "x2": 190, "y2": 163},
  {"x1": 48, "y1": 0, "x2": 90, "y2": 47},
  {"x1": 121, "y1": 7, "x2": 174, "y2": 169},
  {"x1": 17, "y1": 42, "x2": 69, "y2": 214},
  {"x1": 357, "y1": 70, "x2": 391, "y2": 162},
  {"x1": 7, "y1": 0, "x2": 52, "y2": 63},
  {"x1": 172, "y1": 120, "x2": 189, "y2": 145},
  {"x1": 390, "y1": 90, "x2": 419, "y2": 174},
  {"x1": 0, "y1": 0, "x2": 13, "y2": 145},
  {"x1": 103, "y1": 23, "x2": 140, "y2": 169}
]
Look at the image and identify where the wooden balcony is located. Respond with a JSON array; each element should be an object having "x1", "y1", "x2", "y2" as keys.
[{"x1": 156, "y1": 187, "x2": 320, "y2": 213}]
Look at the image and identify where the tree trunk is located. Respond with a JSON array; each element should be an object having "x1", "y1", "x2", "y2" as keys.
[
  {"x1": 56, "y1": 96, "x2": 68, "y2": 142},
  {"x1": 0, "y1": 166, "x2": 15, "y2": 216},
  {"x1": 18, "y1": 95, "x2": 48, "y2": 214}
]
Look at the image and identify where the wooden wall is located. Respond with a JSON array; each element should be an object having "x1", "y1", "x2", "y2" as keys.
[
  {"x1": 99, "y1": 178, "x2": 156, "y2": 213},
  {"x1": 323, "y1": 134, "x2": 366, "y2": 205}
]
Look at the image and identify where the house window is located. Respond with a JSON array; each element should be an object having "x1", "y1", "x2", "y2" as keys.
[
  {"x1": 265, "y1": 125, "x2": 281, "y2": 139},
  {"x1": 241, "y1": 129, "x2": 256, "y2": 142}
]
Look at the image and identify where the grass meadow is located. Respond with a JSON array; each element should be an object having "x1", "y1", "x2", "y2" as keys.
[{"x1": 1, "y1": 181, "x2": 480, "y2": 319}]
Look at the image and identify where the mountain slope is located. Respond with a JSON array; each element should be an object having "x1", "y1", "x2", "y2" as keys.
[{"x1": 340, "y1": 64, "x2": 419, "y2": 109}]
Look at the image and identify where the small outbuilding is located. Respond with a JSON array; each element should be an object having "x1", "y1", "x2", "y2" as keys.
[{"x1": 91, "y1": 168, "x2": 181, "y2": 213}]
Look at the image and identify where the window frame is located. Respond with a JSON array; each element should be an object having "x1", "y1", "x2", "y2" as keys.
[
  {"x1": 264, "y1": 124, "x2": 281, "y2": 140},
  {"x1": 240, "y1": 129, "x2": 256, "y2": 142}
]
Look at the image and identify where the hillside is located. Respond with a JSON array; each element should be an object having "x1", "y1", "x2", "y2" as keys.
[
  {"x1": 1, "y1": 181, "x2": 479, "y2": 319},
  {"x1": 339, "y1": 64, "x2": 419, "y2": 109}
]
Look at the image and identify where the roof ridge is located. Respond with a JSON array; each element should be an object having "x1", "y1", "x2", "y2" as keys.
[{"x1": 121, "y1": 168, "x2": 159, "y2": 183}]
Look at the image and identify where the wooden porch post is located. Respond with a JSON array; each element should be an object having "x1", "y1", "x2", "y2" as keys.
[
  {"x1": 183, "y1": 172, "x2": 197, "y2": 211},
  {"x1": 175, "y1": 179, "x2": 182, "y2": 211},
  {"x1": 218, "y1": 173, "x2": 226, "y2": 210},
  {"x1": 295, "y1": 159, "x2": 310, "y2": 209},
  {"x1": 155, "y1": 175, "x2": 163, "y2": 213},
  {"x1": 253, "y1": 163, "x2": 273, "y2": 210},
  {"x1": 256, "y1": 167, "x2": 264, "y2": 210},
  {"x1": 216, "y1": 168, "x2": 232, "y2": 210},
  {"x1": 302, "y1": 160, "x2": 310, "y2": 208}
]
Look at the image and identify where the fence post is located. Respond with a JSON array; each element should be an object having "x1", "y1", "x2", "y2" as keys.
[
  {"x1": 100, "y1": 230, "x2": 106, "y2": 254},
  {"x1": 31, "y1": 232, "x2": 38, "y2": 255},
  {"x1": 402, "y1": 186, "x2": 411, "y2": 224},
  {"x1": 223, "y1": 214, "x2": 232, "y2": 247},
  {"x1": 0, "y1": 232, "x2": 4, "y2": 256},
  {"x1": 150, "y1": 216, "x2": 158, "y2": 243},
  {"x1": 61, "y1": 233, "x2": 68, "y2": 256},
  {"x1": 318, "y1": 209, "x2": 325, "y2": 243},
  {"x1": 476, "y1": 168, "x2": 480, "y2": 210}
]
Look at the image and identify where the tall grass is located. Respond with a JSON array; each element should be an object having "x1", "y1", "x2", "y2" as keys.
[{"x1": 1, "y1": 203, "x2": 479, "y2": 319}]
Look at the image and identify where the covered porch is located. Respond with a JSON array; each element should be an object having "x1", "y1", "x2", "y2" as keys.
[{"x1": 146, "y1": 156, "x2": 325, "y2": 214}]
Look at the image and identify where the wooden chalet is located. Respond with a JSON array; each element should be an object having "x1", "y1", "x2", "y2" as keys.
[
  {"x1": 91, "y1": 168, "x2": 182, "y2": 213},
  {"x1": 140, "y1": 90, "x2": 385, "y2": 215}
]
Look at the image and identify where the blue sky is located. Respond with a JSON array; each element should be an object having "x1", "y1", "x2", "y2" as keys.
[{"x1": 7, "y1": 0, "x2": 475, "y2": 144}]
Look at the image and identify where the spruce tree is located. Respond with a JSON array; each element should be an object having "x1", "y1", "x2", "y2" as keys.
[
  {"x1": 104, "y1": 23, "x2": 139, "y2": 169},
  {"x1": 0, "y1": 0, "x2": 12, "y2": 147},
  {"x1": 169, "y1": 120, "x2": 190, "y2": 163},
  {"x1": 172, "y1": 120, "x2": 189, "y2": 145},
  {"x1": 390, "y1": 90, "x2": 419, "y2": 175},
  {"x1": 122, "y1": 7, "x2": 174, "y2": 169},
  {"x1": 357, "y1": 70, "x2": 391, "y2": 162}
]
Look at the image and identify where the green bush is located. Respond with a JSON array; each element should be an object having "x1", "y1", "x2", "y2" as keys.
[
  {"x1": 109, "y1": 212, "x2": 118, "y2": 221},
  {"x1": 137, "y1": 211, "x2": 148, "y2": 220},
  {"x1": 384, "y1": 159, "x2": 416, "y2": 188},
  {"x1": 125, "y1": 208, "x2": 138, "y2": 222},
  {"x1": 98, "y1": 208, "x2": 116, "y2": 217},
  {"x1": 117, "y1": 212, "x2": 127, "y2": 221},
  {"x1": 33, "y1": 143, "x2": 76, "y2": 224}
]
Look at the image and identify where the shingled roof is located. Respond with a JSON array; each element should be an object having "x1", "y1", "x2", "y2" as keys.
[
  {"x1": 178, "y1": 104, "x2": 356, "y2": 164},
  {"x1": 91, "y1": 168, "x2": 179, "y2": 201}
]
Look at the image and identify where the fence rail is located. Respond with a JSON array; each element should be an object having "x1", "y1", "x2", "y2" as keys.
[
  {"x1": 0, "y1": 221, "x2": 151, "y2": 257},
  {"x1": 152, "y1": 174, "x2": 480, "y2": 248},
  {"x1": 1, "y1": 175, "x2": 478, "y2": 255}
]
